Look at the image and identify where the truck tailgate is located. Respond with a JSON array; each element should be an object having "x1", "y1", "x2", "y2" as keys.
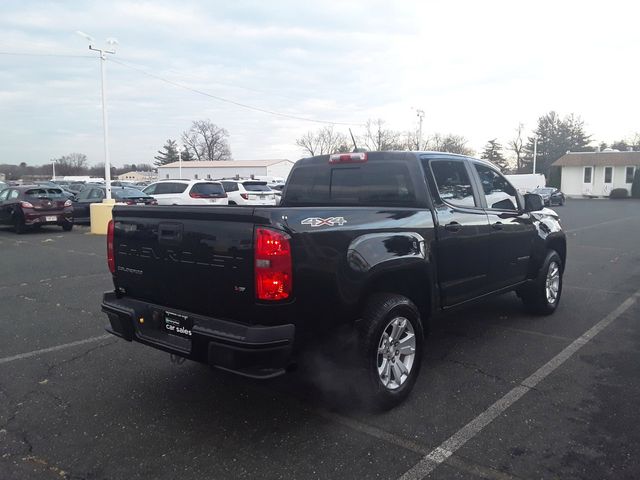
[{"x1": 112, "y1": 206, "x2": 266, "y2": 322}]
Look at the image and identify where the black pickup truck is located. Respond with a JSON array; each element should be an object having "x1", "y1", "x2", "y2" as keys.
[{"x1": 102, "y1": 151, "x2": 566, "y2": 409}]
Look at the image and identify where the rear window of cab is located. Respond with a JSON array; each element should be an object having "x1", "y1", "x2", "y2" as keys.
[{"x1": 285, "y1": 163, "x2": 416, "y2": 207}]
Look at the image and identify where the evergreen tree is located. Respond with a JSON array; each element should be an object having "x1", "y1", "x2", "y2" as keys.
[
  {"x1": 524, "y1": 112, "x2": 593, "y2": 176},
  {"x1": 480, "y1": 139, "x2": 509, "y2": 171},
  {"x1": 154, "y1": 139, "x2": 180, "y2": 166},
  {"x1": 180, "y1": 147, "x2": 195, "y2": 162}
]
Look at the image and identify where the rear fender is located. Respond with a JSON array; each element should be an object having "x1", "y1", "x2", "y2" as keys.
[{"x1": 341, "y1": 232, "x2": 434, "y2": 319}]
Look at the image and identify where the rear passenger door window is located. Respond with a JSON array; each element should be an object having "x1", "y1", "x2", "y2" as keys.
[
  {"x1": 473, "y1": 164, "x2": 519, "y2": 211},
  {"x1": 429, "y1": 160, "x2": 477, "y2": 208},
  {"x1": 143, "y1": 184, "x2": 156, "y2": 195}
]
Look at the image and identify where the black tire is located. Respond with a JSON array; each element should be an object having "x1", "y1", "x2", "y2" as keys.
[
  {"x1": 62, "y1": 222, "x2": 73, "y2": 232},
  {"x1": 14, "y1": 217, "x2": 26, "y2": 234},
  {"x1": 357, "y1": 293, "x2": 424, "y2": 410},
  {"x1": 521, "y1": 250, "x2": 563, "y2": 315},
  {"x1": 228, "y1": 201, "x2": 237, "y2": 205}
]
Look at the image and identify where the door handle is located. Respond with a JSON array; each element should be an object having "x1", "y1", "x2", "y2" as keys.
[
  {"x1": 492, "y1": 222, "x2": 503, "y2": 230},
  {"x1": 444, "y1": 221, "x2": 461, "y2": 232}
]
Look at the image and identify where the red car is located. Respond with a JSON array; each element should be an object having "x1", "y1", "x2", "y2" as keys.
[{"x1": 0, "y1": 185, "x2": 74, "y2": 233}]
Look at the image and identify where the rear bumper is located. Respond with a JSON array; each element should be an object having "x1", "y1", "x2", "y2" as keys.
[
  {"x1": 24, "y1": 210, "x2": 73, "y2": 225},
  {"x1": 101, "y1": 292, "x2": 295, "y2": 379}
]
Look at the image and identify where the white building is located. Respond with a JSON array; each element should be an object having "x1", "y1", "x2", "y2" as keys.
[
  {"x1": 553, "y1": 150, "x2": 640, "y2": 197},
  {"x1": 157, "y1": 159, "x2": 295, "y2": 182}
]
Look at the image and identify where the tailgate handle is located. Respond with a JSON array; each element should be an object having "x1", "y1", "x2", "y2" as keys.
[{"x1": 158, "y1": 223, "x2": 183, "y2": 243}]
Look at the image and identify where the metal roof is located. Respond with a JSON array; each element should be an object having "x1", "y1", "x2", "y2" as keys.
[
  {"x1": 157, "y1": 159, "x2": 293, "y2": 169},
  {"x1": 552, "y1": 151, "x2": 640, "y2": 167}
]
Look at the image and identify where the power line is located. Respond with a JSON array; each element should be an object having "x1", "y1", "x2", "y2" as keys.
[
  {"x1": 0, "y1": 51, "x2": 92, "y2": 58},
  {"x1": 110, "y1": 57, "x2": 363, "y2": 127},
  {"x1": 0, "y1": 50, "x2": 364, "y2": 127}
]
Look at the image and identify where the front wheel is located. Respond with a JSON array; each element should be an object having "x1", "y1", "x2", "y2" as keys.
[
  {"x1": 521, "y1": 250, "x2": 563, "y2": 315},
  {"x1": 357, "y1": 294, "x2": 424, "y2": 410}
]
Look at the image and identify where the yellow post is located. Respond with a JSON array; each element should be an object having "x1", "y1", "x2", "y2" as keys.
[{"x1": 90, "y1": 199, "x2": 116, "y2": 234}]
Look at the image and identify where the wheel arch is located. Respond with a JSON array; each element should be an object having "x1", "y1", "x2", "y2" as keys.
[
  {"x1": 362, "y1": 266, "x2": 433, "y2": 330},
  {"x1": 546, "y1": 235, "x2": 567, "y2": 271}
]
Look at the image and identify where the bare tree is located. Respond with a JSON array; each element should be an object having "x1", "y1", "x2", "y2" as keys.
[
  {"x1": 399, "y1": 130, "x2": 421, "y2": 151},
  {"x1": 53, "y1": 153, "x2": 89, "y2": 175},
  {"x1": 295, "y1": 126, "x2": 348, "y2": 156},
  {"x1": 360, "y1": 119, "x2": 402, "y2": 151},
  {"x1": 426, "y1": 133, "x2": 474, "y2": 156},
  {"x1": 508, "y1": 123, "x2": 526, "y2": 172},
  {"x1": 181, "y1": 120, "x2": 232, "y2": 161}
]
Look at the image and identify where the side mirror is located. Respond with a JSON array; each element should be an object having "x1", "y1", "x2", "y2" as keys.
[{"x1": 523, "y1": 193, "x2": 544, "y2": 212}]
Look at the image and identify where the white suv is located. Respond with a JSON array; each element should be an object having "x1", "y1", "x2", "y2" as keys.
[
  {"x1": 142, "y1": 180, "x2": 228, "y2": 206},
  {"x1": 220, "y1": 180, "x2": 277, "y2": 206}
]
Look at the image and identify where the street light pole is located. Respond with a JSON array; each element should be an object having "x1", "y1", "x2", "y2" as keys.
[
  {"x1": 416, "y1": 109, "x2": 425, "y2": 150},
  {"x1": 89, "y1": 45, "x2": 116, "y2": 200},
  {"x1": 177, "y1": 145, "x2": 183, "y2": 179},
  {"x1": 78, "y1": 32, "x2": 117, "y2": 200},
  {"x1": 533, "y1": 136, "x2": 538, "y2": 174},
  {"x1": 52, "y1": 159, "x2": 56, "y2": 181}
]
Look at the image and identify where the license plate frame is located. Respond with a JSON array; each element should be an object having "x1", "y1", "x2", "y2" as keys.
[
  {"x1": 45, "y1": 215, "x2": 57, "y2": 222},
  {"x1": 163, "y1": 311, "x2": 193, "y2": 339}
]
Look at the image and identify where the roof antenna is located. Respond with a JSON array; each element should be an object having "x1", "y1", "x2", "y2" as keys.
[{"x1": 349, "y1": 128, "x2": 359, "y2": 152}]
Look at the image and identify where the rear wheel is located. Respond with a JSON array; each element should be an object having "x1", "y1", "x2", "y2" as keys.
[
  {"x1": 14, "y1": 217, "x2": 26, "y2": 234},
  {"x1": 357, "y1": 294, "x2": 424, "y2": 410},
  {"x1": 521, "y1": 250, "x2": 563, "y2": 315},
  {"x1": 62, "y1": 221, "x2": 73, "y2": 232}
]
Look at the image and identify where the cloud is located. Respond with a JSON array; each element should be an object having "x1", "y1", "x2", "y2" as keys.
[{"x1": 0, "y1": 0, "x2": 639, "y2": 166}]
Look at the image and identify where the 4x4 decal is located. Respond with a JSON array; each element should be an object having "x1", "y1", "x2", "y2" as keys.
[{"x1": 301, "y1": 217, "x2": 347, "y2": 227}]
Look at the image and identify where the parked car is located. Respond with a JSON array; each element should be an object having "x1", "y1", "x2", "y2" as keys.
[
  {"x1": 219, "y1": 179, "x2": 277, "y2": 205},
  {"x1": 531, "y1": 187, "x2": 565, "y2": 206},
  {"x1": 102, "y1": 151, "x2": 566, "y2": 410},
  {"x1": 142, "y1": 180, "x2": 228, "y2": 206},
  {"x1": 270, "y1": 182, "x2": 285, "y2": 205},
  {"x1": 0, "y1": 185, "x2": 74, "y2": 233},
  {"x1": 72, "y1": 186, "x2": 156, "y2": 224},
  {"x1": 66, "y1": 182, "x2": 86, "y2": 195}
]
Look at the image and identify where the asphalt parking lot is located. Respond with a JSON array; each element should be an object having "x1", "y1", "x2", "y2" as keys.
[{"x1": 1, "y1": 199, "x2": 639, "y2": 480}]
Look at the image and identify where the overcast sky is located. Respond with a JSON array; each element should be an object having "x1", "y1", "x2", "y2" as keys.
[{"x1": 1, "y1": 0, "x2": 639, "y2": 167}]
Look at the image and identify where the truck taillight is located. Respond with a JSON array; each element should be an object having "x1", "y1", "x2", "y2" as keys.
[
  {"x1": 255, "y1": 227, "x2": 292, "y2": 301},
  {"x1": 107, "y1": 219, "x2": 115, "y2": 274}
]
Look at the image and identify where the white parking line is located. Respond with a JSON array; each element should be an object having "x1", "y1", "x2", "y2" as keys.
[
  {"x1": 398, "y1": 291, "x2": 639, "y2": 480},
  {"x1": 0, "y1": 334, "x2": 112, "y2": 365},
  {"x1": 565, "y1": 215, "x2": 640, "y2": 234}
]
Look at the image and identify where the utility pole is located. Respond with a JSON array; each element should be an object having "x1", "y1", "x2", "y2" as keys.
[
  {"x1": 78, "y1": 32, "x2": 117, "y2": 200},
  {"x1": 416, "y1": 109, "x2": 425, "y2": 150},
  {"x1": 533, "y1": 136, "x2": 538, "y2": 174}
]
